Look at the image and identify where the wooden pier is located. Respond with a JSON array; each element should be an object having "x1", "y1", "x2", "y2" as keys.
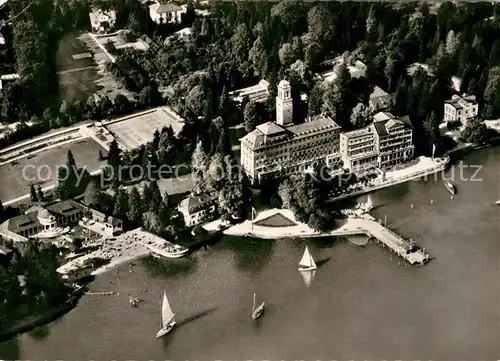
[{"x1": 329, "y1": 216, "x2": 429, "y2": 265}]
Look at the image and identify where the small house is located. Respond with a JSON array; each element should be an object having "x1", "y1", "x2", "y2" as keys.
[
  {"x1": 178, "y1": 193, "x2": 217, "y2": 227},
  {"x1": 149, "y1": 1, "x2": 185, "y2": 25},
  {"x1": 89, "y1": 8, "x2": 117, "y2": 34}
]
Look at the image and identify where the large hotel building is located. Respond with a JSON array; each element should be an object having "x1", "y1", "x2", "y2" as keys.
[{"x1": 239, "y1": 80, "x2": 414, "y2": 184}]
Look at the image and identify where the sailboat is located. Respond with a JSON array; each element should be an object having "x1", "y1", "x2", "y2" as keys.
[
  {"x1": 298, "y1": 246, "x2": 317, "y2": 271},
  {"x1": 364, "y1": 195, "x2": 374, "y2": 212},
  {"x1": 251, "y1": 293, "x2": 265, "y2": 320},
  {"x1": 155, "y1": 291, "x2": 176, "y2": 338}
]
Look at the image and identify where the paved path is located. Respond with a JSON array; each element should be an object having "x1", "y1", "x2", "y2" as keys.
[
  {"x1": 206, "y1": 208, "x2": 429, "y2": 265},
  {"x1": 58, "y1": 66, "x2": 98, "y2": 75}
]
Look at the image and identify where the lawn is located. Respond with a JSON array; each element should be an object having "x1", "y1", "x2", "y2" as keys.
[{"x1": 0, "y1": 139, "x2": 107, "y2": 203}]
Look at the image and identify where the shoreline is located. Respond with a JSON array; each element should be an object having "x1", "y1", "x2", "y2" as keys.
[
  {"x1": 327, "y1": 156, "x2": 450, "y2": 203},
  {"x1": 91, "y1": 252, "x2": 150, "y2": 276},
  {"x1": 0, "y1": 289, "x2": 83, "y2": 343}
]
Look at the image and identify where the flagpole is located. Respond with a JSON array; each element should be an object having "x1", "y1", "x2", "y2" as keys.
[{"x1": 251, "y1": 207, "x2": 254, "y2": 231}]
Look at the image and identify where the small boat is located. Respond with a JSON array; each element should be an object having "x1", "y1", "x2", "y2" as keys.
[
  {"x1": 495, "y1": 200, "x2": 500, "y2": 205},
  {"x1": 129, "y1": 295, "x2": 141, "y2": 307},
  {"x1": 251, "y1": 293, "x2": 265, "y2": 320},
  {"x1": 298, "y1": 246, "x2": 317, "y2": 271},
  {"x1": 444, "y1": 182, "x2": 456, "y2": 195},
  {"x1": 155, "y1": 291, "x2": 176, "y2": 338}
]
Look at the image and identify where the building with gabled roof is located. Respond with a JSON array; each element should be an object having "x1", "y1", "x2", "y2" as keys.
[
  {"x1": 369, "y1": 86, "x2": 395, "y2": 112},
  {"x1": 229, "y1": 79, "x2": 270, "y2": 104},
  {"x1": 371, "y1": 113, "x2": 414, "y2": 169},
  {"x1": 0, "y1": 199, "x2": 85, "y2": 242},
  {"x1": 178, "y1": 192, "x2": 217, "y2": 227},
  {"x1": 444, "y1": 93, "x2": 479, "y2": 126},
  {"x1": 149, "y1": 1, "x2": 185, "y2": 24},
  {"x1": 240, "y1": 80, "x2": 342, "y2": 184},
  {"x1": 340, "y1": 112, "x2": 414, "y2": 174},
  {"x1": 89, "y1": 8, "x2": 117, "y2": 34}
]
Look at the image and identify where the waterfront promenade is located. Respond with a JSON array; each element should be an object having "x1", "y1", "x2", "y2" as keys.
[
  {"x1": 327, "y1": 156, "x2": 449, "y2": 203},
  {"x1": 205, "y1": 209, "x2": 429, "y2": 265}
]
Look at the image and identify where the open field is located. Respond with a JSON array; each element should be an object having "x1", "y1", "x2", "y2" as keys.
[
  {"x1": 0, "y1": 138, "x2": 106, "y2": 203},
  {"x1": 105, "y1": 108, "x2": 185, "y2": 151}
]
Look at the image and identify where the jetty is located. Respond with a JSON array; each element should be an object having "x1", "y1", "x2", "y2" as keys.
[
  {"x1": 86, "y1": 291, "x2": 116, "y2": 296},
  {"x1": 215, "y1": 209, "x2": 430, "y2": 266}
]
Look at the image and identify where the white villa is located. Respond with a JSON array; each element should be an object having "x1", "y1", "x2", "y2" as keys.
[
  {"x1": 149, "y1": 1, "x2": 185, "y2": 25},
  {"x1": 444, "y1": 93, "x2": 479, "y2": 126},
  {"x1": 89, "y1": 8, "x2": 117, "y2": 34},
  {"x1": 178, "y1": 193, "x2": 217, "y2": 227},
  {"x1": 229, "y1": 79, "x2": 270, "y2": 104}
]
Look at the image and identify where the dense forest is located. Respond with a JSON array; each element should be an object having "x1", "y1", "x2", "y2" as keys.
[{"x1": 1, "y1": 1, "x2": 499, "y2": 153}]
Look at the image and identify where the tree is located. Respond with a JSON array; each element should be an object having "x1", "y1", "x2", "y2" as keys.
[
  {"x1": 218, "y1": 181, "x2": 243, "y2": 215},
  {"x1": 185, "y1": 85, "x2": 206, "y2": 115},
  {"x1": 216, "y1": 128, "x2": 232, "y2": 157},
  {"x1": 248, "y1": 37, "x2": 268, "y2": 77},
  {"x1": 36, "y1": 185, "x2": 44, "y2": 202},
  {"x1": 278, "y1": 42, "x2": 294, "y2": 68},
  {"x1": 366, "y1": 4, "x2": 377, "y2": 40},
  {"x1": 278, "y1": 178, "x2": 295, "y2": 209},
  {"x1": 114, "y1": 94, "x2": 130, "y2": 114},
  {"x1": 139, "y1": 85, "x2": 162, "y2": 107},
  {"x1": 308, "y1": 82, "x2": 323, "y2": 116},
  {"x1": 149, "y1": 181, "x2": 163, "y2": 212},
  {"x1": 83, "y1": 179, "x2": 100, "y2": 207},
  {"x1": 207, "y1": 152, "x2": 226, "y2": 192},
  {"x1": 484, "y1": 67, "x2": 500, "y2": 117},
  {"x1": 128, "y1": 187, "x2": 143, "y2": 224},
  {"x1": 307, "y1": 5, "x2": 332, "y2": 42},
  {"x1": 30, "y1": 184, "x2": 38, "y2": 202},
  {"x1": 350, "y1": 103, "x2": 371, "y2": 128},
  {"x1": 244, "y1": 100, "x2": 258, "y2": 133},
  {"x1": 460, "y1": 120, "x2": 490, "y2": 145},
  {"x1": 107, "y1": 139, "x2": 121, "y2": 175},
  {"x1": 423, "y1": 112, "x2": 440, "y2": 151},
  {"x1": 191, "y1": 140, "x2": 209, "y2": 194},
  {"x1": 113, "y1": 188, "x2": 129, "y2": 220},
  {"x1": 308, "y1": 208, "x2": 333, "y2": 232},
  {"x1": 218, "y1": 86, "x2": 231, "y2": 116},
  {"x1": 445, "y1": 30, "x2": 459, "y2": 57},
  {"x1": 67, "y1": 150, "x2": 76, "y2": 168},
  {"x1": 58, "y1": 151, "x2": 78, "y2": 200}
]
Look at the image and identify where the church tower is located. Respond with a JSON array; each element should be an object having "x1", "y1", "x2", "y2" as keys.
[{"x1": 276, "y1": 80, "x2": 293, "y2": 126}]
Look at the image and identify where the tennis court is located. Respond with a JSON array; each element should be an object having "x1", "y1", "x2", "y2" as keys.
[{"x1": 105, "y1": 107, "x2": 185, "y2": 151}]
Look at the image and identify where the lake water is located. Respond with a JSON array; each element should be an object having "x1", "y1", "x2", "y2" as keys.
[{"x1": 1, "y1": 148, "x2": 499, "y2": 360}]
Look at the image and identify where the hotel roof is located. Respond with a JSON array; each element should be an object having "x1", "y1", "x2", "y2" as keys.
[
  {"x1": 445, "y1": 94, "x2": 477, "y2": 110},
  {"x1": 156, "y1": 2, "x2": 182, "y2": 14},
  {"x1": 341, "y1": 127, "x2": 373, "y2": 139},
  {"x1": 372, "y1": 115, "x2": 412, "y2": 137},
  {"x1": 240, "y1": 115, "x2": 340, "y2": 151},
  {"x1": 179, "y1": 193, "x2": 216, "y2": 215}
]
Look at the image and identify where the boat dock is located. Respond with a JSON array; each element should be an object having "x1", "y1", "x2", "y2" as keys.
[
  {"x1": 328, "y1": 216, "x2": 429, "y2": 265},
  {"x1": 221, "y1": 209, "x2": 430, "y2": 266}
]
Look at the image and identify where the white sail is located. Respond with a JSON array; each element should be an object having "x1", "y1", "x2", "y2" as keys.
[
  {"x1": 300, "y1": 269, "x2": 316, "y2": 288},
  {"x1": 366, "y1": 195, "x2": 373, "y2": 208},
  {"x1": 299, "y1": 246, "x2": 316, "y2": 269},
  {"x1": 161, "y1": 292, "x2": 175, "y2": 328}
]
